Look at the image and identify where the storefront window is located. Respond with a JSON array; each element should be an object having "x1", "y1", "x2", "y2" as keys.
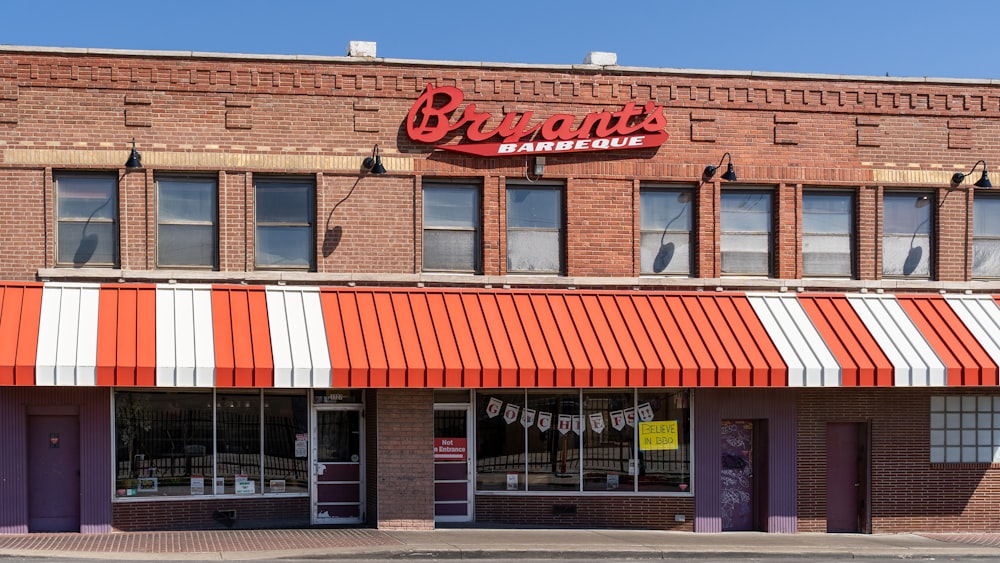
[
  {"x1": 476, "y1": 392, "x2": 526, "y2": 491},
  {"x1": 476, "y1": 389, "x2": 691, "y2": 494},
  {"x1": 114, "y1": 389, "x2": 308, "y2": 498}
]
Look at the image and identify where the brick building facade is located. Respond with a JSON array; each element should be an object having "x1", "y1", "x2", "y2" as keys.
[{"x1": 1, "y1": 43, "x2": 999, "y2": 534}]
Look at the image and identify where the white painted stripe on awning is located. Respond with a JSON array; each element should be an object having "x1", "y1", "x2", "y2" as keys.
[
  {"x1": 944, "y1": 295, "x2": 1000, "y2": 370},
  {"x1": 156, "y1": 284, "x2": 215, "y2": 387},
  {"x1": 747, "y1": 293, "x2": 840, "y2": 387},
  {"x1": 34, "y1": 283, "x2": 101, "y2": 386},
  {"x1": 847, "y1": 295, "x2": 945, "y2": 386},
  {"x1": 266, "y1": 287, "x2": 332, "y2": 388}
]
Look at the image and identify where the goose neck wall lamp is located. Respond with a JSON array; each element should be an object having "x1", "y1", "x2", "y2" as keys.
[
  {"x1": 951, "y1": 160, "x2": 991, "y2": 188},
  {"x1": 703, "y1": 152, "x2": 736, "y2": 182},
  {"x1": 124, "y1": 138, "x2": 142, "y2": 170},
  {"x1": 362, "y1": 144, "x2": 387, "y2": 174}
]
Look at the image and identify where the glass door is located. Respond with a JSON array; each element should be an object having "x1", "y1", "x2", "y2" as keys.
[
  {"x1": 434, "y1": 406, "x2": 472, "y2": 522},
  {"x1": 312, "y1": 407, "x2": 364, "y2": 524}
]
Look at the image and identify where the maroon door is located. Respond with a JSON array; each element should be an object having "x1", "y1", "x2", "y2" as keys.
[
  {"x1": 827, "y1": 422, "x2": 868, "y2": 533},
  {"x1": 28, "y1": 415, "x2": 80, "y2": 532},
  {"x1": 720, "y1": 420, "x2": 754, "y2": 531}
]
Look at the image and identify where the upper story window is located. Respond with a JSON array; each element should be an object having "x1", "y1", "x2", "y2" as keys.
[
  {"x1": 640, "y1": 187, "x2": 693, "y2": 275},
  {"x1": 973, "y1": 194, "x2": 1000, "y2": 278},
  {"x1": 883, "y1": 192, "x2": 931, "y2": 279},
  {"x1": 720, "y1": 189, "x2": 773, "y2": 276},
  {"x1": 54, "y1": 173, "x2": 119, "y2": 267},
  {"x1": 423, "y1": 182, "x2": 481, "y2": 273},
  {"x1": 802, "y1": 191, "x2": 854, "y2": 278},
  {"x1": 507, "y1": 184, "x2": 563, "y2": 274},
  {"x1": 156, "y1": 177, "x2": 217, "y2": 269},
  {"x1": 255, "y1": 178, "x2": 315, "y2": 270}
]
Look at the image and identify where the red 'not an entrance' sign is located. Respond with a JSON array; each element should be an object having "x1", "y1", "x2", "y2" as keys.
[
  {"x1": 434, "y1": 437, "x2": 467, "y2": 460},
  {"x1": 406, "y1": 85, "x2": 669, "y2": 157}
]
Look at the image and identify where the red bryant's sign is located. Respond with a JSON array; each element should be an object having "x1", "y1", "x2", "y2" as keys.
[
  {"x1": 434, "y1": 437, "x2": 468, "y2": 460},
  {"x1": 406, "y1": 85, "x2": 668, "y2": 157}
]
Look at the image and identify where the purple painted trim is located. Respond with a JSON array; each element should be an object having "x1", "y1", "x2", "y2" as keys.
[{"x1": 694, "y1": 389, "x2": 798, "y2": 533}]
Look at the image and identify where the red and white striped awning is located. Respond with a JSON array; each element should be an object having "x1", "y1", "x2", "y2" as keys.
[{"x1": 0, "y1": 282, "x2": 998, "y2": 388}]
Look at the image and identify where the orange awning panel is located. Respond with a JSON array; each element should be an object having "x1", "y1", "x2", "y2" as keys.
[
  {"x1": 317, "y1": 288, "x2": 788, "y2": 388},
  {"x1": 211, "y1": 286, "x2": 273, "y2": 388},
  {"x1": 0, "y1": 283, "x2": 44, "y2": 386},
  {"x1": 96, "y1": 285, "x2": 156, "y2": 387},
  {"x1": 898, "y1": 295, "x2": 998, "y2": 387}
]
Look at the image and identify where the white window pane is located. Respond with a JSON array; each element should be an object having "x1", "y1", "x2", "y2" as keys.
[
  {"x1": 640, "y1": 232, "x2": 691, "y2": 275},
  {"x1": 57, "y1": 176, "x2": 117, "y2": 220},
  {"x1": 425, "y1": 186, "x2": 479, "y2": 228},
  {"x1": 979, "y1": 430, "x2": 992, "y2": 444},
  {"x1": 882, "y1": 235, "x2": 929, "y2": 277},
  {"x1": 946, "y1": 430, "x2": 961, "y2": 445},
  {"x1": 883, "y1": 194, "x2": 931, "y2": 235},
  {"x1": 946, "y1": 447, "x2": 961, "y2": 462},
  {"x1": 930, "y1": 430, "x2": 945, "y2": 446},
  {"x1": 930, "y1": 447, "x2": 945, "y2": 463},
  {"x1": 256, "y1": 226, "x2": 312, "y2": 268},
  {"x1": 972, "y1": 241, "x2": 1000, "y2": 278},
  {"x1": 979, "y1": 413, "x2": 992, "y2": 428},
  {"x1": 930, "y1": 413, "x2": 945, "y2": 429},
  {"x1": 974, "y1": 197, "x2": 1000, "y2": 236},
  {"x1": 930, "y1": 396, "x2": 945, "y2": 411},
  {"x1": 946, "y1": 413, "x2": 961, "y2": 428},
  {"x1": 721, "y1": 234, "x2": 770, "y2": 275},
  {"x1": 994, "y1": 396, "x2": 1000, "y2": 411},
  {"x1": 962, "y1": 446, "x2": 977, "y2": 462},
  {"x1": 962, "y1": 429, "x2": 977, "y2": 444},
  {"x1": 994, "y1": 430, "x2": 1000, "y2": 445},
  {"x1": 721, "y1": 193, "x2": 772, "y2": 232},
  {"x1": 963, "y1": 413, "x2": 977, "y2": 428},
  {"x1": 57, "y1": 222, "x2": 116, "y2": 265},
  {"x1": 946, "y1": 396, "x2": 961, "y2": 411},
  {"x1": 256, "y1": 183, "x2": 311, "y2": 223},
  {"x1": 978, "y1": 396, "x2": 993, "y2": 411},
  {"x1": 979, "y1": 447, "x2": 993, "y2": 462},
  {"x1": 803, "y1": 193, "x2": 852, "y2": 234},
  {"x1": 508, "y1": 230, "x2": 560, "y2": 272},
  {"x1": 158, "y1": 180, "x2": 216, "y2": 222},
  {"x1": 962, "y1": 396, "x2": 977, "y2": 410},
  {"x1": 508, "y1": 188, "x2": 560, "y2": 229},
  {"x1": 993, "y1": 447, "x2": 1000, "y2": 463},
  {"x1": 158, "y1": 224, "x2": 215, "y2": 266},
  {"x1": 640, "y1": 191, "x2": 692, "y2": 230},
  {"x1": 803, "y1": 234, "x2": 852, "y2": 276},
  {"x1": 424, "y1": 230, "x2": 477, "y2": 272}
]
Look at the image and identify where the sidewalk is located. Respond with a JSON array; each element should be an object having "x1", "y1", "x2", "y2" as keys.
[{"x1": 1, "y1": 527, "x2": 1000, "y2": 560}]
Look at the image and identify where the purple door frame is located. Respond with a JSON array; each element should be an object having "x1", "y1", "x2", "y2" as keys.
[
  {"x1": 0, "y1": 388, "x2": 112, "y2": 534},
  {"x1": 695, "y1": 389, "x2": 797, "y2": 533}
]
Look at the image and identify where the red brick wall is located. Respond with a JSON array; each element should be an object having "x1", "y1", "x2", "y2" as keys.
[
  {"x1": 797, "y1": 388, "x2": 1000, "y2": 533},
  {"x1": 372, "y1": 389, "x2": 434, "y2": 530},
  {"x1": 1, "y1": 49, "x2": 998, "y2": 283},
  {"x1": 475, "y1": 495, "x2": 694, "y2": 531},
  {"x1": 111, "y1": 496, "x2": 308, "y2": 531}
]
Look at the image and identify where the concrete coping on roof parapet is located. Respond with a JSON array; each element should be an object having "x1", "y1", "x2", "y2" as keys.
[{"x1": 2, "y1": 44, "x2": 999, "y2": 86}]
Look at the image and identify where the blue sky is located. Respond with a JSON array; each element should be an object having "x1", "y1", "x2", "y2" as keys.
[{"x1": 1, "y1": 1, "x2": 996, "y2": 80}]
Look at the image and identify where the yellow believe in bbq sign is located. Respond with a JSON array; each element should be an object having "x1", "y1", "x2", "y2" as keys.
[{"x1": 638, "y1": 421, "x2": 679, "y2": 450}]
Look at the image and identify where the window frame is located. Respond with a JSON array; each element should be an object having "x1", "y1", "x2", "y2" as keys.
[
  {"x1": 930, "y1": 395, "x2": 1000, "y2": 464},
  {"x1": 253, "y1": 176, "x2": 316, "y2": 271},
  {"x1": 882, "y1": 191, "x2": 933, "y2": 279},
  {"x1": 155, "y1": 175, "x2": 219, "y2": 270},
  {"x1": 972, "y1": 193, "x2": 1000, "y2": 279},
  {"x1": 639, "y1": 185, "x2": 694, "y2": 276},
  {"x1": 53, "y1": 172, "x2": 120, "y2": 268},
  {"x1": 719, "y1": 187, "x2": 774, "y2": 277},
  {"x1": 422, "y1": 181, "x2": 482, "y2": 274},
  {"x1": 505, "y1": 182, "x2": 565, "y2": 275},
  {"x1": 801, "y1": 189, "x2": 856, "y2": 279}
]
